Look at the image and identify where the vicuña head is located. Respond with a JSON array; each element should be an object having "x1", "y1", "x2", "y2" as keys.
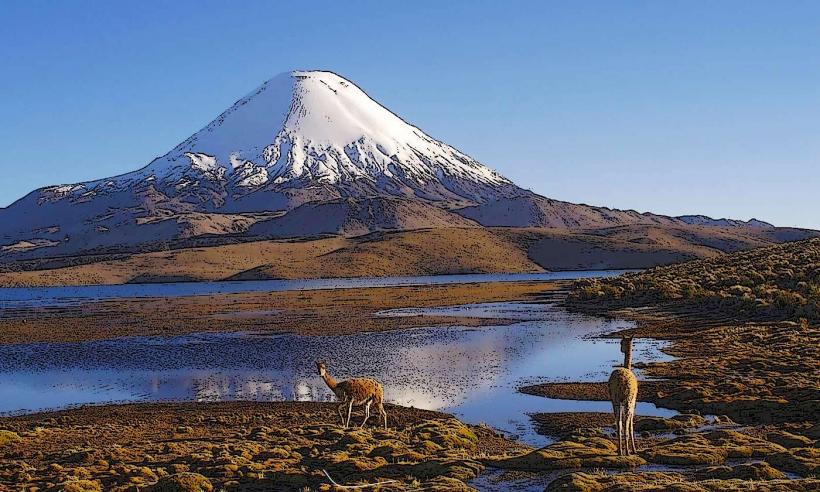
[
  {"x1": 315, "y1": 360, "x2": 388, "y2": 429},
  {"x1": 620, "y1": 337, "x2": 633, "y2": 369}
]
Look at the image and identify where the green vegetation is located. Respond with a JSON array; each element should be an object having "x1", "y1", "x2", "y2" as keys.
[{"x1": 570, "y1": 238, "x2": 820, "y2": 321}]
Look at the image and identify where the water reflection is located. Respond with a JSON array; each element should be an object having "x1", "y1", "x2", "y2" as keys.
[{"x1": 0, "y1": 302, "x2": 674, "y2": 445}]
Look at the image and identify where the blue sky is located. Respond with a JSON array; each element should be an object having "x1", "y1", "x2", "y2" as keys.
[{"x1": 1, "y1": 1, "x2": 818, "y2": 228}]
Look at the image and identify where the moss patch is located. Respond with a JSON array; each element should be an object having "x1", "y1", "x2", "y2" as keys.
[{"x1": 766, "y1": 447, "x2": 820, "y2": 477}]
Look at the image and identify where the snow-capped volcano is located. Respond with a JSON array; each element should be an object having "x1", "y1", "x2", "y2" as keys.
[
  {"x1": 208, "y1": 70, "x2": 510, "y2": 191},
  {"x1": 0, "y1": 70, "x2": 780, "y2": 259},
  {"x1": 39, "y1": 71, "x2": 515, "y2": 210}
]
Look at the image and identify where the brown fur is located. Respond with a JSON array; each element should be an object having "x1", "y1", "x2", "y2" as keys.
[
  {"x1": 610, "y1": 337, "x2": 638, "y2": 455},
  {"x1": 316, "y1": 362, "x2": 388, "y2": 429},
  {"x1": 609, "y1": 366, "x2": 638, "y2": 456}
]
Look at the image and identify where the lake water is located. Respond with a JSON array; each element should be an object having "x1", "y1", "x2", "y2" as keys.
[
  {"x1": 0, "y1": 277, "x2": 675, "y2": 446},
  {"x1": 0, "y1": 270, "x2": 633, "y2": 309}
]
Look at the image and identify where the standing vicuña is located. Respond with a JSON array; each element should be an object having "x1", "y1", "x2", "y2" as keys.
[
  {"x1": 316, "y1": 361, "x2": 388, "y2": 429},
  {"x1": 608, "y1": 337, "x2": 638, "y2": 455}
]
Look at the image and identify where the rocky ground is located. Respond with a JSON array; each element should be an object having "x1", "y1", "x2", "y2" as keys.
[{"x1": 0, "y1": 402, "x2": 528, "y2": 491}]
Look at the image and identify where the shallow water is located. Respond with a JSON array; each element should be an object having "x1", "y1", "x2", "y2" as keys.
[
  {"x1": 0, "y1": 299, "x2": 673, "y2": 446},
  {"x1": 0, "y1": 270, "x2": 633, "y2": 308}
]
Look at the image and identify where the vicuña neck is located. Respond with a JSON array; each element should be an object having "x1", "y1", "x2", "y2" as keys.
[
  {"x1": 321, "y1": 372, "x2": 337, "y2": 391},
  {"x1": 624, "y1": 352, "x2": 632, "y2": 370}
]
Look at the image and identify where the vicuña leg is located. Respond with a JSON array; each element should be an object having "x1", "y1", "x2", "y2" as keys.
[
  {"x1": 628, "y1": 403, "x2": 637, "y2": 454},
  {"x1": 360, "y1": 400, "x2": 372, "y2": 428},
  {"x1": 377, "y1": 402, "x2": 388, "y2": 429},
  {"x1": 345, "y1": 400, "x2": 354, "y2": 428},
  {"x1": 620, "y1": 407, "x2": 628, "y2": 456},
  {"x1": 337, "y1": 403, "x2": 346, "y2": 426},
  {"x1": 612, "y1": 402, "x2": 623, "y2": 456}
]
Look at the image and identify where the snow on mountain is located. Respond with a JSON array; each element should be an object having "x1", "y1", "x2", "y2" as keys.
[{"x1": 37, "y1": 70, "x2": 514, "y2": 208}]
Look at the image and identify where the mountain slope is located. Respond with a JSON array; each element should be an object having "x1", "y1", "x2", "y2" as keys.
[
  {"x1": 4, "y1": 71, "x2": 516, "y2": 217},
  {"x1": 455, "y1": 192, "x2": 679, "y2": 228},
  {"x1": 247, "y1": 197, "x2": 480, "y2": 238},
  {"x1": 0, "y1": 70, "x2": 521, "y2": 257}
]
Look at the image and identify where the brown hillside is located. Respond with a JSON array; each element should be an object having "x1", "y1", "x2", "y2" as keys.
[{"x1": 0, "y1": 225, "x2": 816, "y2": 287}]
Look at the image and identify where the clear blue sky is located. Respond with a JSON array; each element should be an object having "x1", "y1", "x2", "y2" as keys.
[{"x1": 2, "y1": 1, "x2": 818, "y2": 228}]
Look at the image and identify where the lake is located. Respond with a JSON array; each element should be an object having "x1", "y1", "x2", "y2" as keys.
[
  {"x1": 0, "y1": 270, "x2": 674, "y2": 447},
  {"x1": 0, "y1": 270, "x2": 633, "y2": 308}
]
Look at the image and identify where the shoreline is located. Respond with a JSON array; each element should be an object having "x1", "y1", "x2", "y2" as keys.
[
  {"x1": 0, "y1": 282, "x2": 817, "y2": 489},
  {"x1": 0, "y1": 269, "x2": 638, "y2": 290}
]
